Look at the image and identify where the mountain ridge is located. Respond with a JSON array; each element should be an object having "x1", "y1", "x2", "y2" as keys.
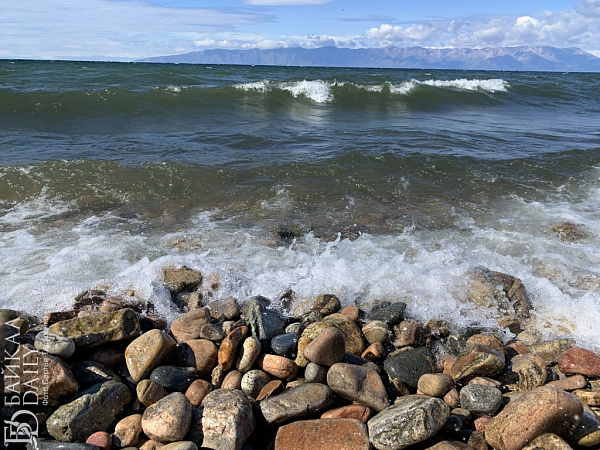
[{"x1": 137, "y1": 45, "x2": 600, "y2": 72}]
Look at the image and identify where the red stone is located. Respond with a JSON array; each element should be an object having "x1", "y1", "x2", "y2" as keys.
[
  {"x1": 274, "y1": 419, "x2": 370, "y2": 450},
  {"x1": 558, "y1": 347, "x2": 600, "y2": 377},
  {"x1": 86, "y1": 431, "x2": 112, "y2": 450}
]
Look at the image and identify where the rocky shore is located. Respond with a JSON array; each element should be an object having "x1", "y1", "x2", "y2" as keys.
[{"x1": 1, "y1": 265, "x2": 600, "y2": 450}]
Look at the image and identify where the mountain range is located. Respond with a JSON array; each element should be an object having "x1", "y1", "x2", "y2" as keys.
[{"x1": 138, "y1": 46, "x2": 600, "y2": 72}]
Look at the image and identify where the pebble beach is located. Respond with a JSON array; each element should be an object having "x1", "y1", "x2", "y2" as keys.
[{"x1": 2, "y1": 264, "x2": 600, "y2": 450}]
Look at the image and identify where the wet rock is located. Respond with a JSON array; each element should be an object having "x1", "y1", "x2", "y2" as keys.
[
  {"x1": 322, "y1": 313, "x2": 366, "y2": 356},
  {"x1": 361, "y1": 342, "x2": 384, "y2": 361},
  {"x1": 185, "y1": 379, "x2": 212, "y2": 407},
  {"x1": 221, "y1": 370, "x2": 244, "y2": 390},
  {"x1": 241, "y1": 369, "x2": 271, "y2": 398},
  {"x1": 235, "y1": 336, "x2": 261, "y2": 373},
  {"x1": 529, "y1": 338, "x2": 575, "y2": 365},
  {"x1": 48, "y1": 308, "x2": 140, "y2": 348},
  {"x1": 522, "y1": 433, "x2": 573, "y2": 450},
  {"x1": 270, "y1": 332, "x2": 298, "y2": 357},
  {"x1": 256, "y1": 379, "x2": 285, "y2": 401},
  {"x1": 451, "y1": 344, "x2": 505, "y2": 381},
  {"x1": 295, "y1": 322, "x2": 330, "y2": 368},
  {"x1": 417, "y1": 373, "x2": 454, "y2": 397},
  {"x1": 383, "y1": 347, "x2": 436, "y2": 389},
  {"x1": 218, "y1": 326, "x2": 247, "y2": 371},
  {"x1": 262, "y1": 354, "x2": 298, "y2": 381},
  {"x1": 459, "y1": 384, "x2": 503, "y2": 416},
  {"x1": 340, "y1": 305, "x2": 361, "y2": 322},
  {"x1": 485, "y1": 386, "x2": 584, "y2": 450},
  {"x1": 393, "y1": 319, "x2": 426, "y2": 348},
  {"x1": 150, "y1": 366, "x2": 197, "y2": 392},
  {"x1": 199, "y1": 323, "x2": 226, "y2": 341},
  {"x1": 321, "y1": 405, "x2": 373, "y2": 423},
  {"x1": 242, "y1": 296, "x2": 285, "y2": 344},
  {"x1": 569, "y1": 405, "x2": 600, "y2": 447},
  {"x1": 260, "y1": 383, "x2": 334, "y2": 424},
  {"x1": 552, "y1": 221, "x2": 593, "y2": 242},
  {"x1": 274, "y1": 418, "x2": 370, "y2": 450},
  {"x1": 558, "y1": 347, "x2": 600, "y2": 377},
  {"x1": 4, "y1": 344, "x2": 78, "y2": 406},
  {"x1": 201, "y1": 389, "x2": 255, "y2": 450},
  {"x1": 303, "y1": 327, "x2": 345, "y2": 366},
  {"x1": 367, "y1": 395, "x2": 451, "y2": 450},
  {"x1": 163, "y1": 265, "x2": 202, "y2": 294},
  {"x1": 70, "y1": 361, "x2": 120, "y2": 390},
  {"x1": 137, "y1": 379, "x2": 168, "y2": 407},
  {"x1": 362, "y1": 320, "x2": 390, "y2": 344},
  {"x1": 301, "y1": 294, "x2": 341, "y2": 320},
  {"x1": 46, "y1": 380, "x2": 132, "y2": 442},
  {"x1": 546, "y1": 375, "x2": 588, "y2": 391},
  {"x1": 366, "y1": 301, "x2": 407, "y2": 326},
  {"x1": 34, "y1": 330, "x2": 75, "y2": 358},
  {"x1": 305, "y1": 361, "x2": 328, "y2": 384},
  {"x1": 114, "y1": 414, "x2": 143, "y2": 447},
  {"x1": 142, "y1": 392, "x2": 192, "y2": 443},
  {"x1": 177, "y1": 338, "x2": 218, "y2": 379},
  {"x1": 207, "y1": 296, "x2": 240, "y2": 321},
  {"x1": 125, "y1": 329, "x2": 176, "y2": 382},
  {"x1": 170, "y1": 308, "x2": 211, "y2": 343},
  {"x1": 327, "y1": 362, "x2": 389, "y2": 412},
  {"x1": 512, "y1": 354, "x2": 548, "y2": 391},
  {"x1": 86, "y1": 431, "x2": 112, "y2": 450}
]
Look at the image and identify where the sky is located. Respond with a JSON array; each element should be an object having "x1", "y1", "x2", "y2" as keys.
[{"x1": 2, "y1": 0, "x2": 600, "y2": 60}]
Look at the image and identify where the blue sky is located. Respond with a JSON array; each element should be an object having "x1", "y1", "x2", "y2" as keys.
[{"x1": 2, "y1": 0, "x2": 600, "y2": 60}]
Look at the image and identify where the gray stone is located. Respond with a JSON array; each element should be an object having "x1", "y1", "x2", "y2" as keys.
[
  {"x1": 271, "y1": 332, "x2": 298, "y2": 357},
  {"x1": 241, "y1": 369, "x2": 271, "y2": 398},
  {"x1": 46, "y1": 380, "x2": 132, "y2": 442},
  {"x1": 459, "y1": 384, "x2": 503, "y2": 416},
  {"x1": 27, "y1": 440, "x2": 100, "y2": 449},
  {"x1": 199, "y1": 323, "x2": 226, "y2": 341},
  {"x1": 383, "y1": 347, "x2": 436, "y2": 389},
  {"x1": 327, "y1": 363, "x2": 390, "y2": 412},
  {"x1": 362, "y1": 320, "x2": 390, "y2": 344},
  {"x1": 207, "y1": 296, "x2": 240, "y2": 321},
  {"x1": 34, "y1": 330, "x2": 76, "y2": 358},
  {"x1": 368, "y1": 395, "x2": 451, "y2": 450},
  {"x1": 142, "y1": 392, "x2": 193, "y2": 443},
  {"x1": 260, "y1": 383, "x2": 334, "y2": 424},
  {"x1": 70, "y1": 361, "x2": 120, "y2": 390},
  {"x1": 305, "y1": 362, "x2": 328, "y2": 384},
  {"x1": 242, "y1": 296, "x2": 285, "y2": 344},
  {"x1": 201, "y1": 389, "x2": 255, "y2": 450},
  {"x1": 285, "y1": 322, "x2": 305, "y2": 335},
  {"x1": 530, "y1": 339, "x2": 576, "y2": 365},
  {"x1": 150, "y1": 365, "x2": 197, "y2": 392},
  {"x1": 137, "y1": 379, "x2": 168, "y2": 407},
  {"x1": 161, "y1": 442, "x2": 198, "y2": 450},
  {"x1": 367, "y1": 301, "x2": 407, "y2": 326}
]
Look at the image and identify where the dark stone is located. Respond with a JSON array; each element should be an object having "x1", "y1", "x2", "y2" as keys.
[
  {"x1": 27, "y1": 440, "x2": 101, "y2": 449},
  {"x1": 207, "y1": 296, "x2": 240, "y2": 321},
  {"x1": 459, "y1": 384, "x2": 503, "y2": 416},
  {"x1": 150, "y1": 365, "x2": 197, "y2": 392},
  {"x1": 271, "y1": 333, "x2": 298, "y2": 357},
  {"x1": 199, "y1": 323, "x2": 226, "y2": 341},
  {"x1": 71, "y1": 361, "x2": 121, "y2": 390},
  {"x1": 367, "y1": 301, "x2": 407, "y2": 326},
  {"x1": 277, "y1": 224, "x2": 296, "y2": 245},
  {"x1": 242, "y1": 296, "x2": 285, "y2": 345},
  {"x1": 384, "y1": 347, "x2": 436, "y2": 390},
  {"x1": 342, "y1": 353, "x2": 370, "y2": 366}
]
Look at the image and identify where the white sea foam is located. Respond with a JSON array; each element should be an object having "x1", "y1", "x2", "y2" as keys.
[{"x1": 419, "y1": 78, "x2": 510, "y2": 92}]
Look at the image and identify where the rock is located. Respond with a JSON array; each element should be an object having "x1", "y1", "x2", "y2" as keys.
[
  {"x1": 139, "y1": 440, "x2": 166, "y2": 450},
  {"x1": 139, "y1": 315, "x2": 168, "y2": 332},
  {"x1": 362, "y1": 321, "x2": 390, "y2": 344},
  {"x1": 321, "y1": 405, "x2": 373, "y2": 423},
  {"x1": 270, "y1": 333, "x2": 298, "y2": 357},
  {"x1": 88, "y1": 347, "x2": 125, "y2": 369},
  {"x1": 70, "y1": 361, "x2": 120, "y2": 390},
  {"x1": 177, "y1": 338, "x2": 218, "y2": 378},
  {"x1": 552, "y1": 221, "x2": 593, "y2": 242},
  {"x1": 340, "y1": 305, "x2": 361, "y2": 322},
  {"x1": 241, "y1": 369, "x2": 271, "y2": 398},
  {"x1": 295, "y1": 322, "x2": 330, "y2": 368},
  {"x1": 468, "y1": 376, "x2": 503, "y2": 388},
  {"x1": 125, "y1": 329, "x2": 177, "y2": 382},
  {"x1": 305, "y1": 362, "x2": 328, "y2": 384},
  {"x1": 48, "y1": 308, "x2": 140, "y2": 348},
  {"x1": 427, "y1": 442, "x2": 472, "y2": 450},
  {"x1": 522, "y1": 433, "x2": 573, "y2": 450},
  {"x1": 218, "y1": 326, "x2": 247, "y2": 371},
  {"x1": 417, "y1": 373, "x2": 454, "y2": 397},
  {"x1": 474, "y1": 415, "x2": 493, "y2": 434},
  {"x1": 235, "y1": 336, "x2": 261, "y2": 373},
  {"x1": 211, "y1": 365, "x2": 225, "y2": 388},
  {"x1": 137, "y1": 379, "x2": 168, "y2": 407},
  {"x1": 221, "y1": 370, "x2": 244, "y2": 390},
  {"x1": 285, "y1": 322, "x2": 305, "y2": 335},
  {"x1": 512, "y1": 354, "x2": 548, "y2": 391},
  {"x1": 444, "y1": 388, "x2": 460, "y2": 409},
  {"x1": 573, "y1": 389, "x2": 600, "y2": 406},
  {"x1": 161, "y1": 442, "x2": 198, "y2": 450},
  {"x1": 366, "y1": 301, "x2": 407, "y2": 326},
  {"x1": 322, "y1": 313, "x2": 366, "y2": 356},
  {"x1": 467, "y1": 267, "x2": 532, "y2": 321},
  {"x1": 207, "y1": 296, "x2": 240, "y2": 321},
  {"x1": 302, "y1": 327, "x2": 345, "y2": 366},
  {"x1": 43, "y1": 310, "x2": 79, "y2": 326},
  {"x1": 256, "y1": 379, "x2": 285, "y2": 401},
  {"x1": 260, "y1": 383, "x2": 334, "y2": 424},
  {"x1": 383, "y1": 347, "x2": 436, "y2": 389},
  {"x1": 4, "y1": 344, "x2": 78, "y2": 406},
  {"x1": 170, "y1": 308, "x2": 211, "y2": 343},
  {"x1": 114, "y1": 414, "x2": 143, "y2": 447},
  {"x1": 142, "y1": 392, "x2": 192, "y2": 443},
  {"x1": 150, "y1": 366, "x2": 197, "y2": 392},
  {"x1": 201, "y1": 389, "x2": 255, "y2": 450},
  {"x1": 262, "y1": 354, "x2": 298, "y2": 381},
  {"x1": 569, "y1": 405, "x2": 600, "y2": 447},
  {"x1": 46, "y1": 380, "x2": 132, "y2": 442},
  {"x1": 393, "y1": 319, "x2": 426, "y2": 348},
  {"x1": 558, "y1": 347, "x2": 600, "y2": 377},
  {"x1": 301, "y1": 294, "x2": 341, "y2": 321},
  {"x1": 274, "y1": 418, "x2": 370, "y2": 450},
  {"x1": 485, "y1": 386, "x2": 584, "y2": 450},
  {"x1": 367, "y1": 395, "x2": 451, "y2": 450},
  {"x1": 242, "y1": 296, "x2": 285, "y2": 344},
  {"x1": 546, "y1": 375, "x2": 588, "y2": 391},
  {"x1": 163, "y1": 265, "x2": 201, "y2": 294},
  {"x1": 529, "y1": 339, "x2": 575, "y2": 365},
  {"x1": 34, "y1": 330, "x2": 75, "y2": 358},
  {"x1": 86, "y1": 431, "x2": 112, "y2": 449},
  {"x1": 327, "y1": 363, "x2": 389, "y2": 412},
  {"x1": 459, "y1": 384, "x2": 503, "y2": 416},
  {"x1": 199, "y1": 323, "x2": 226, "y2": 341},
  {"x1": 361, "y1": 342, "x2": 384, "y2": 361},
  {"x1": 451, "y1": 344, "x2": 505, "y2": 381},
  {"x1": 185, "y1": 379, "x2": 212, "y2": 406},
  {"x1": 466, "y1": 333, "x2": 505, "y2": 355}
]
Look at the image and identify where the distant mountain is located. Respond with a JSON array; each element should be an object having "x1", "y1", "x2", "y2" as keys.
[{"x1": 137, "y1": 46, "x2": 600, "y2": 72}]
